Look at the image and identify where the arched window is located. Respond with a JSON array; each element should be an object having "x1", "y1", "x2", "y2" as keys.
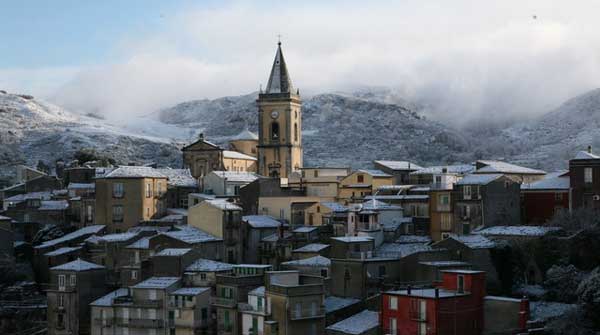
[
  {"x1": 294, "y1": 123, "x2": 298, "y2": 142},
  {"x1": 271, "y1": 122, "x2": 279, "y2": 140}
]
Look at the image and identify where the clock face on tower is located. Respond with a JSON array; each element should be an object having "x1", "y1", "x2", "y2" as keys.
[{"x1": 270, "y1": 111, "x2": 279, "y2": 119}]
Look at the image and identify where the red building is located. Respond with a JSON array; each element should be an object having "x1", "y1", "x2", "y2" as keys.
[
  {"x1": 521, "y1": 171, "x2": 569, "y2": 224},
  {"x1": 381, "y1": 270, "x2": 486, "y2": 335}
]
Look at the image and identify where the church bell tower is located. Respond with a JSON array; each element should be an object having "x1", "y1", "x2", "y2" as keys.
[{"x1": 257, "y1": 42, "x2": 303, "y2": 178}]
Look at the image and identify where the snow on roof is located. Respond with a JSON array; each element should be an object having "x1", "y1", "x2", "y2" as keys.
[
  {"x1": 447, "y1": 234, "x2": 496, "y2": 249},
  {"x1": 324, "y1": 296, "x2": 361, "y2": 313},
  {"x1": 374, "y1": 160, "x2": 422, "y2": 171},
  {"x1": 51, "y1": 258, "x2": 105, "y2": 272},
  {"x1": 411, "y1": 164, "x2": 475, "y2": 175},
  {"x1": 476, "y1": 160, "x2": 546, "y2": 175},
  {"x1": 456, "y1": 173, "x2": 504, "y2": 185},
  {"x1": 573, "y1": 150, "x2": 600, "y2": 160},
  {"x1": 133, "y1": 277, "x2": 180, "y2": 289},
  {"x1": 0, "y1": 215, "x2": 13, "y2": 220},
  {"x1": 331, "y1": 236, "x2": 374, "y2": 243},
  {"x1": 249, "y1": 286, "x2": 265, "y2": 296},
  {"x1": 441, "y1": 269, "x2": 484, "y2": 274},
  {"x1": 38, "y1": 200, "x2": 69, "y2": 211},
  {"x1": 293, "y1": 243, "x2": 330, "y2": 253},
  {"x1": 156, "y1": 168, "x2": 198, "y2": 188},
  {"x1": 243, "y1": 215, "x2": 281, "y2": 228},
  {"x1": 205, "y1": 199, "x2": 242, "y2": 211},
  {"x1": 321, "y1": 202, "x2": 348, "y2": 212},
  {"x1": 521, "y1": 172, "x2": 569, "y2": 190},
  {"x1": 186, "y1": 258, "x2": 234, "y2": 272},
  {"x1": 125, "y1": 236, "x2": 151, "y2": 249},
  {"x1": 223, "y1": 150, "x2": 257, "y2": 161},
  {"x1": 230, "y1": 129, "x2": 259, "y2": 141},
  {"x1": 44, "y1": 246, "x2": 82, "y2": 257},
  {"x1": 261, "y1": 231, "x2": 292, "y2": 242},
  {"x1": 361, "y1": 199, "x2": 402, "y2": 211},
  {"x1": 365, "y1": 195, "x2": 429, "y2": 201},
  {"x1": 530, "y1": 301, "x2": 577, "y2": 322},
  {"x1": 103, "y1": 166, "x2": 167, "y2": 179},
  {"x1": 235, "y1": 264, "x2": 272, "y2": 268},
  {"x1": 90, "y1": 288, "x2": 129, "y2": 307},
  {"x1": 357, "y1": 169, "x2": 391, "y2": 177},
  {"x1": 99, "y1": 232, "x2": 139, "y2": 243},
  {"x1": 161, "y1": 225, "x2": 221, "y2": 244},
  {"x1": 282, "y1": 256, "x2": 331, "y2": 267},
  {"x1": 210, "y1": 171, "x2": 259, "y2": 183},
  {"x1": 293, "y1": 226, "x2": 318, "y2": 233},
  {"x1": 5, "y1": 191, "x2": 53, "y2": 203},
  {"x1": 387, "y1": 288, "x2": 468, "y2": 298},
  {"x1": 376, "y1": 243, "x2": 431, "y2": 258},
  {"x1": 474, "y1": 226, "x2": 562, "y2": 237},
  {"x1": 326, "y1": 310, "x2": 379, "y2": 335},
  {"x1": 395, "y1": 235, "x2": 431, "y2": 244},
  {"x1": 419, "y1": 261, "x2": 470, "y2": 267},
  {"x1": 171, "y1": 287, "x2": 210, "y2": 296},
  {"x1": 155, "y1": 248, "x2": 192, "y2": 257},
  {"x1": 67, "y1": 183, "x2": 95, "y2": 189},
  {"x1": 128, "y1": 226, "x2": 170, "y2": 233},
  {"x1": 35, "y1": 225, "x2": 105, "y2": 249}
]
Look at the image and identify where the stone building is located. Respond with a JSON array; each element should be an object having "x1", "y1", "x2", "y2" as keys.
[{"x1": 257, "y1": 42, "x2": 303, "y2": 178}]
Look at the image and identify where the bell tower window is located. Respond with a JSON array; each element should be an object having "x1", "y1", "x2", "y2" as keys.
[
  {"x1": 271, "y1": 122, "x2": 280, "y2": 140},
  {"x1": 294, "y1": 123, "x2": 298, "y2": 142}
]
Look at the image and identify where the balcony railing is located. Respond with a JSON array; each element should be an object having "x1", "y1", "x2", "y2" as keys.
[
  {"x1": 113, "y1": 297, "x2": 163, "y2": 308},
  {"x1": 211, "y1": 296, "x2": 237, "y2": 308},
  {"x1": 93, "y1": 318, "x2": 113, "y2": 327},
  {"x1": 289, "y1": 306, "x2": 325, "y2": 320},
  {"x1": 168, "y1": 319, "x2": 208, "y2": 329},
  {"x1": 238, "y1": 302, "x2": 268, "y2": 315},
  {"x1": 267, "y1": 284, "x2": 323, "y2": 296},
  {"x1": 115, "y1": 318, "x2": 164, "y2": 328}
]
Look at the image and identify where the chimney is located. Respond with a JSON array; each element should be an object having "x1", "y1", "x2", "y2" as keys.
[
  {"x1": 435, "y1": 288, "x2": 439, "y2": 299},
  {"x1": 199, "y1": 133, "x2": 204, "y2": 140},
  {"x1": 588, "y1": 145, "x2": 593, "y2": 154},
  {"x1": 407, "y1": 285, "x2": 412, "y2": 295},
  {"x1": 278, "y1": 224, "x2": 284, "y2": 238}
]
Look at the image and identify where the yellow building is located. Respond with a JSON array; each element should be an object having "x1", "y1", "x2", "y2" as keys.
[
  {"x1": 95, "y1": 166, "x2": 167, "y2": 233},
  {"x1": 222, "y1": 150, "x2": 257, "y2": 173},
  {"x1": 257, "y1": 42, "x2": 303, "y2": 178},
  {"x1": 228, "y1": 129, "x2": 258, "y2": 157},
  {"x1": 288, "y1": 167, "x2": 350, "y2": 201},
  {"x1": 257, "y1": 196, "x2": 321, "y2": 225},
  {"x1": 338, "y1": 169, "x2": 393, "y2": 204}
]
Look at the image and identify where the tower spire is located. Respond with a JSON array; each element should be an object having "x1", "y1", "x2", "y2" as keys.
[{"x1": 265, "y1": 40, "x2": 294, "y2": 94}]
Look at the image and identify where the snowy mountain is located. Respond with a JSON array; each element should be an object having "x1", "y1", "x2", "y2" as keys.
[
  {"x1": 159, "y1": 92, "x2": 473, "y2": 168},
  {"x1": 500, "y1": 88, "x2": 600, "y2": 170},
  {"x1": 0, "y1": 91, "x2": 184, "y2": 182}
]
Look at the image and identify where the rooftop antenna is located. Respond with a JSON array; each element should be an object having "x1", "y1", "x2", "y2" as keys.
[{"x1": 277, "y1": 34, "x2": 282, "y2": 46}]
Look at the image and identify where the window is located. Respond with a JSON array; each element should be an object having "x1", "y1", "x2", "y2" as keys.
[
  {"x1": 157, "y1": 182, "x2": 162, "y2": 196},
  {"x1": 389, "y1": 296, "x2": 398, "y2": 310},
  {"x1": 379, "y1": 265, "x2": 386, "y2": 278},
  {"x1": 69, "y1": 274, "x2": 76, "y2": 286},
  {"x1": 145, "y1": 183, "x2": 152, "y2": 198},
  {"x1": 131, "y1": 270, "x2": 138, "y2": 280},
  {"x1": 441, "y1": 213, "x2": 452, "y2": 231},
  {"x1": 112, "y1": 205, "x2": 123, "y2": 222},
  {"x1": 201, "y1": 308, "x2": 208, "y2": 320},
  {"x1": 320, "y1": 269, "x2": 328, "y2": 278},
  {"x1": 113, "y1": 183, "x2": 124, "y2": 198},
  {"x1": 295, "y1": 303, "x2": 302, "y2": 318},
  {"x1": 271, "y1": 122, "x2": 280, "y2": 140},
  {"x1": 389, "y1": 317, "x2": 397, "y2": 334},
  {"x1": 58, "y1": 294, "x2": 64, "y2": 307},
  {"x1": 457, "y1": 275, "x2": 465, "y2": 293},
  {"x1": 313, "y1": 170, "x2": 318, "y2": 178},
  {"x1": 58, "y1": 275, "x2": 67, "y2": 291},
  {"x1": 463, "y1": 185, "x2": 472, "y2": 199},
  {"x1": 86, "y1": 205, "x2": 93, "y2": 222},
  {"x1": 200, "y1": 273, "x2": 207, "y2": 281},
  {"x1": 555, "y1": 193, "x2": 563, "y2": 201},
  {"x1": 435, "y1": 175, "x2": 442, "y2": 184},
  {"x1": 357, "y1": 174, "x2": 364, "y2": 183},
  {"x1": 585, "y1": 167, "x2": 593, "y2": 183},
  {"x1": 146, "y1": 207, "x2": 150, "y2": 217},
  {"x1": 294, "y1": 123, "x2": 298, "y2": 142}
]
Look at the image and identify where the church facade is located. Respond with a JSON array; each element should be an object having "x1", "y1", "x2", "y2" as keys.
[{"x1": 257, "y1": 42, "x2": 303, "y2": 178}]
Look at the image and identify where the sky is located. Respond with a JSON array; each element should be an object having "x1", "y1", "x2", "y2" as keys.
[{"x1": 2, "y1": 0, "x2": 600, "y2": 124}]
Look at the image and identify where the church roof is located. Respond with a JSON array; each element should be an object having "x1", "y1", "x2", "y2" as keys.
[{"x1": 265, "y1": 42, "x2": 294, "y2": 94}]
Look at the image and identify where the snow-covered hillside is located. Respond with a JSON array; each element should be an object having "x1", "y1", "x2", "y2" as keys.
[
  {"x1": 158, "y1": 92, "x2": 473, "y2": 168},
  {"x1": 501, "y1": 88, "x2": 600, "y2": 170},
  {"x1": 0, "y1": 92, "x2": 184, "y2": 181}
]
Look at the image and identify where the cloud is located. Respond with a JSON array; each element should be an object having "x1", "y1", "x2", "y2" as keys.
[{"x1": 15, "y1": 1, "x2": 600, "y2": 124}]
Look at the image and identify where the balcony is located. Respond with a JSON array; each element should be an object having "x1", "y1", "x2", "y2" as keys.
[
  {"x1": 211, "y1": 296, "x2": 237, "y2": 308},
  {"x1": 216, "y1": 274, "x2": 264, "y2": 286},
  {"x1": 289, "y1": 306, "x2": 325, "y2": 320},
  {"x1": 113, "y1": 296, "x2": 163, "y2": 308},
  {"x1": 238, "y1": 302, "x2": 268, "y2": 315},
  {"x1": 115, "y1": 318, "x2": 164, "y2": 328},
  {"x1": 168, "y1": 319, "x2": 208, "y2": 329},
  {"x1": 93, "y1": 318, "x2": 113, "y2": 327},
  {"x1": 267, "y1": 284, "x2": 323, "y2": 297}
]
